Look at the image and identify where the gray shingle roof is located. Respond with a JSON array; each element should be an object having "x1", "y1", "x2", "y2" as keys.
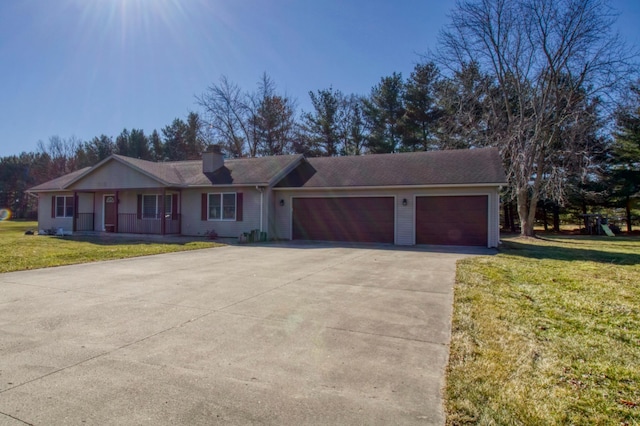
[
  {"x1": 276, "y1": 147, "x2": 506, "y2": 188},
  {"x1": 28, "y1": 167, "x2": 91, "y2": 191},
  {"x1": 112, "y1": 154, "x2": 305, "y2": 186},
  {"x1": 28, "y1": 148, "x2": 505, "y2": 192},
  {"x1": 174, "y1": 155, "x2": 304, "y2": 185},
  {"x1": 28, "y1": 154, "x2": 304, "y2": 191}
]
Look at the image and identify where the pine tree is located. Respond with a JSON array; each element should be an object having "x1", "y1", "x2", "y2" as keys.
[{"x1": 610, "y1": 84, "x2": 640, "y2": 232}]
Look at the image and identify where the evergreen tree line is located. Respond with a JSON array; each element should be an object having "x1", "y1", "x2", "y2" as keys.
[{"x1": 1, "y1": 0, "x2": 638, "y2": 234}]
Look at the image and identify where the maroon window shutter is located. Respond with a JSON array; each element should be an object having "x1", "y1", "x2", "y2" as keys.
[
  {"x1": 137, "y1": 194, "x2": 142, "y2": 220},
  {"x1": 201, "y1": 193, "x2": 208, "y2": 221},
  {"x1": 51, "y1": 196, "x2": 56, "y2": 218},
  {"x1": 172, "y1": 194, "x2": 178, "y2": 220},
  {"x1": 236, "y1": 192, "x2": 243, "y2": 222},
  {"x1": 74, "y1": 193, "x2": 79, "y2": 219}
]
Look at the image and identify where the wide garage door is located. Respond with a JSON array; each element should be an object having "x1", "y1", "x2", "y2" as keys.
[
  {"x1": 292, "y1": 197, "x2": 394, "y2": 243},
  {"x1": 416, "y1": 195, "x2": 488, "y2": 246}
]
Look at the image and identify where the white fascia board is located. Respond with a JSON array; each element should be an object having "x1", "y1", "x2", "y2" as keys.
[
  {"x1": 187, "y1": 182, "x2": 270, "y2": 188},
  {"x1": 25, "y1": 188, "x2": 65, "y2": 194},
  {"x1": 272, "y1": 183, "x2": 506, "y2": 191}
]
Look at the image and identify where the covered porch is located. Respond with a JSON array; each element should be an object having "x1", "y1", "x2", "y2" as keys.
[{"x1": 73, "y1": 188, "x2": 182, "y2": 235}]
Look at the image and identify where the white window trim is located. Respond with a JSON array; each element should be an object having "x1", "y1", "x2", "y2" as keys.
[
  {"x1": 164, "y1": 194, "x2": 173, "y2": 217},
  {"x1": 55, "y1": 195, "x2": 74, "y2": 218},
  {"x1": 142, "y1": 194, "x2": 159, "y2": 220},
  {"x1": 208, "y1": 192, "x2": 236, "y2": 221},
  {"x1": 141, "y1": 194, "x2": 173, "y2": 220}
]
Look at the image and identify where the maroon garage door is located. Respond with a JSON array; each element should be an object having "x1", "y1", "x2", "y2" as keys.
[
  {"x1": 416, "y1": 195, "x2": 488, "y2": 246},
  {"x1": 292, "y1": 197, "x2": 394, "y2": 243}
]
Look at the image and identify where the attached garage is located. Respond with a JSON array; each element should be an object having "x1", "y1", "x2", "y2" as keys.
[
  {"x1": 273, "y1": 148, "x2": 506, "y2": 247},
  {"x1": 292, "y1": 197, "x2": 395, "y2": 243},
  {"x1": 415, "y1": 195, "x2": 488, "y2": 246}
]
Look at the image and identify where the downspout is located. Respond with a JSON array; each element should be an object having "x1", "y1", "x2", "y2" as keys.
[{"x1": 255, "y1": 186, "x2": 263, "y2": 232}]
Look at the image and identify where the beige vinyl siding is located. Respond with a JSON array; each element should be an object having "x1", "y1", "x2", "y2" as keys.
[
  {"x1": 94, "y1": 192, "x2": 105, "y2": 231},
  {"x1": 68, "y1": 161, "x2": 161, "y2": 190},
  {"x1": 37, "y1": 193, "x2": 74, "y2": 232},
  {"x1": 272, "y1": 191, "x2": 290, "y2": 241},
  {"x1": 77, "y1": 193, "x2": 93, "y2": 213},
  {"x1": 76, "y1": 193, "x2": 95, "y2": 231},
  {"x1": 266, "y1": 188, "x2": 277, "y2": 239},
  {"x1": 395, "y1": 195, "x2": 413, "y2": 245},
  {"x1": 180, "y1": 187, "x2": 263, "y2": 238},
  {"x1": 117, "y1": 192, "x2": 138, "y2": 215},
  {"x1": 489, "y1": 190, "x2": 501, "y2": 248}
]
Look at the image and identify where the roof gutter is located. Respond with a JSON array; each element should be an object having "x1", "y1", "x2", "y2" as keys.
[
  {"x1": 272, "y1": 182, "x2": 507, "y2": 191},
  {"x1": 188, "y1": 182, "x2": 270, "y2": 188}
]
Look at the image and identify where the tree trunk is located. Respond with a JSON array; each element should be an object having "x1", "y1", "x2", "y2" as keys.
[
  {"x1": 503, "y1": 202, "x2": 511, "y2": 230},
  {"x1": 553, "y1": 203, "x2": 560, "y2": 233},
  {"x1": 509, "y1": 203, "x2": 517, "y2": 233},
  {"x1": 626, "y1": 196, "x2": 633, "y2": 233},
  {"x1": 542, "y1": 202, "x2": 548, "y2": 231},
  {"x1": 517, "y1": 190, "x2": 537, "y2": 237}
]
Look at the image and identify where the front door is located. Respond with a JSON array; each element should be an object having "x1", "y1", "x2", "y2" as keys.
[{"x1": 104, "y1": 195, "x2": 117, "y2": 232}]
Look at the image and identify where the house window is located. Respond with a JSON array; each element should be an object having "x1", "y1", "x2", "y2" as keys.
[
  {"x1": 142, "y1": 194, "x2": 172, "y2": 219},
  {"x1": 164, "y1": 195, "x2": 172, "y2": 217},
  {"x1": 55, "y1": 196, "x2": 74, "y2": 218},
  {"x1": 142, "y1": 195, "x2": 158, "y2": 219},
  {"x1": 142, "y1": 194, "x2": 173, "y2": 219},
  {"x1": 208, "y1": 193, "x2": 236, "y2": 220}
]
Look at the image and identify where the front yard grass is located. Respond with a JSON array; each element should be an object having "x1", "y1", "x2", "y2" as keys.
[
  {"x1": 0, "y1": 220, "x2": 222, "y2": 273},
  {"x1": 446, "y1": 235, "x2": 640, "y2": 425}
]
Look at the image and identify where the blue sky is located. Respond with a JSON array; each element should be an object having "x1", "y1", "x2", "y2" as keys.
[{"x1": 1, "y1": 0, "x2": 639, "y2": 158}]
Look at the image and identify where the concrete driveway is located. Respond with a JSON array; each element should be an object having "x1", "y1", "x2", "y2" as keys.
[{"x1": 0, "y1": 243, "x2": 488, "y2": 425}]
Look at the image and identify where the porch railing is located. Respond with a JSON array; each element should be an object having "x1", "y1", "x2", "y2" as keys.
[
  {"x1": 117, "y1": 213, "x2": 181, "y2": 235},
  {"x1": 76, "y1": 213, "x2": 95, "y2": 231}
]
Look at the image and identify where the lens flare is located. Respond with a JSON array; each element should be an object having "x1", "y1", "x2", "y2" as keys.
[{"x1": 0, "y1": 208, "x2": 11, "y2": 221}]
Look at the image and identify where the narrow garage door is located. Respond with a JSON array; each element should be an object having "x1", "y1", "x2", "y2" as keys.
[
  {"x1": 292, "y1": 197, "x2": 394, "y2": 243},
  {"x1": 416, "y1": 195, "x2": 488, "y2": 246}
]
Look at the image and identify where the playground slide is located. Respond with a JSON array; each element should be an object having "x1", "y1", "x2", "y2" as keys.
[{"x1": 601, "y1": 224, "x2": 616, "y2": 237}]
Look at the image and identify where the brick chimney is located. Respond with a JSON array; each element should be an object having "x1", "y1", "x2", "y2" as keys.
[{"x1": 202, "y1": 144, "x2": 224, "y2": 173}]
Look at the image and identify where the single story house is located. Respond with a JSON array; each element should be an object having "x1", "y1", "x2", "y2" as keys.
[{"x1": 27, "y1": 147, "x2": 506, "y2": 247}]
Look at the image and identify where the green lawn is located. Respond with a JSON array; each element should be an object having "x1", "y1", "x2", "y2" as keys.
[
  {"x1": 446, "y1": 235, "x2": 640, "y2": 425},
  {"x1": 0, "y1": 220, "x2": 222, "y2": 273}
]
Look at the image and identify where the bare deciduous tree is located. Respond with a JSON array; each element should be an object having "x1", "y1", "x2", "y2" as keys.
[
  {"x1": 197, "y1": 73, "x2": 297, "y2": 157},
  {"x1": 252, "y1": 73, "x2": 296, "y2": 156},
  {"x1": 37, "y1": 135, "x2": 82, "y2": 178},
  {"x1": 197, "y1": 76, "x2": 253, "y2": 157},
  {"x1": 438, "y1": 0, "x2": 637, "y2": 236},
  {"x1": 434, "y1": 61, "x2": 495, "y2": 149}
]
